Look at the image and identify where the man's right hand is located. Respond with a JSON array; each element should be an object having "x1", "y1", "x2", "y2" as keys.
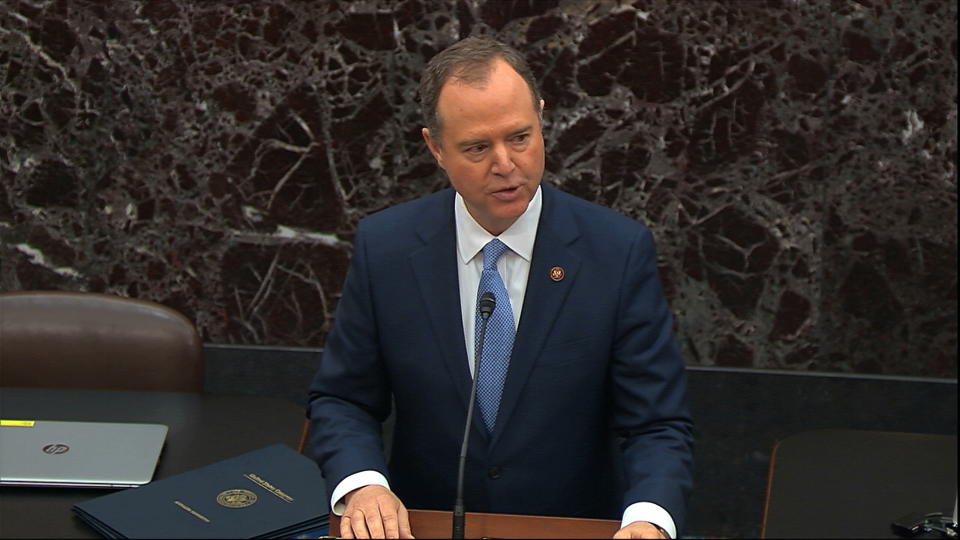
[{"x1": 340, "y1": 485, "x2": 414, "y2": 539}]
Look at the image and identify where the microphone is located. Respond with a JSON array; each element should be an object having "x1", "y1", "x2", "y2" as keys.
[{"x1": 453, "y1": 291, "x2": 496, "y2": 539}]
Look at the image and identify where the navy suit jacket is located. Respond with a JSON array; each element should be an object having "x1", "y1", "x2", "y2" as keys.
[{"x1": 307, "y1": 183, "x2": 694, "y2": 531}]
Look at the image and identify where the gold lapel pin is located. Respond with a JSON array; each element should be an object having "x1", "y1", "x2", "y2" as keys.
[{"x1": 549, "y1": 266, "x2": 565, "y2": 282}]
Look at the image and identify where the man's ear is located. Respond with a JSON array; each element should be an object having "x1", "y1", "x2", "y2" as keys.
[{"x1": 422, "y1": 128, "x2": 445, "y2": 169}]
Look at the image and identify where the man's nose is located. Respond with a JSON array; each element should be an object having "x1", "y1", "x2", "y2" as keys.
[{"x1": 490, "y1": 144, "x2": 517, "y2": 176}]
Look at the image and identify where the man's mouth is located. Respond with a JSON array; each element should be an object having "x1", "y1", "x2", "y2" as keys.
[{"x1": 491, "y1": 185, "x2": 522, "y2": 200}]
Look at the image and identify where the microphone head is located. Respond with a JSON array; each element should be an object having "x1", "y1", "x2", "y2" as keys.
[{"x1": 479, "y1": 292, "x2": 496, "y2": 319}]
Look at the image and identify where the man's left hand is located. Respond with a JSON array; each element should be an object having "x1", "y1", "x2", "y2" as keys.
[{"x1": 613, "y1": 521, "x2": 667, "y2": 539}]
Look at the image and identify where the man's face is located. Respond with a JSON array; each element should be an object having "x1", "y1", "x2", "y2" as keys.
[{"x1": 422, "y1": 58, "x2": 545, "y2": 236}]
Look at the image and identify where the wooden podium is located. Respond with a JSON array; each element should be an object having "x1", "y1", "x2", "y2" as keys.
[{"x1": 330, "y1": 508, "x2": 621, "y2": 538}]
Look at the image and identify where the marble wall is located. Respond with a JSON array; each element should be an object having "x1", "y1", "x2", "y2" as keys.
[{"x1": 1, "y1": 0, "x2": 956, "y2": 377}]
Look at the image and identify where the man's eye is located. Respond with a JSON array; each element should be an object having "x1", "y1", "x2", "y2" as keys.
[
  {"x1": 513, "y1": 134, "x2": 529, "y2": 143},
  {"x1": 467, "y1": 145, "x2": 487, "y2": 154}
]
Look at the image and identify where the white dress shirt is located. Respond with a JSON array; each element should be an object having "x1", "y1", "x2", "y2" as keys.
[
  {"x1": 455, "y1": 186, "x2": 541, "y2": 375},
  {"x1": 328, "y1": 186, "x2": 676, "y2": 538}
]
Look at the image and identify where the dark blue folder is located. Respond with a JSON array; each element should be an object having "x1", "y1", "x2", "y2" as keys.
[{"x1": 73, "y1": 444, "x2": 328, "y2": 538}]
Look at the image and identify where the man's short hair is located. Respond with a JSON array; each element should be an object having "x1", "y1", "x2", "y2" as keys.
[{"x1": 418, "y1": 36, "x2": 542, "y2": 143}]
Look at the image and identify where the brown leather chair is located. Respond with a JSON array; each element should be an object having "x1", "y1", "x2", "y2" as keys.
[
  {"x1": 0, "y1": 290, "x2": 203, "y2": 392},
  {"x1": 297, "y1": 418, "x2": 311, "y2": 454}
]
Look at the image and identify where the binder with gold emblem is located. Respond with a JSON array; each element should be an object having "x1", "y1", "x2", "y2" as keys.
[{"x1": 72, "y1": 444, "x2": 329, "y2": 538}]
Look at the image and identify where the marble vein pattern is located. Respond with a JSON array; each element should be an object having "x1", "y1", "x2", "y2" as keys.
[{"x1": 0, "y1": 0, "x2": 955, "y2": 377}]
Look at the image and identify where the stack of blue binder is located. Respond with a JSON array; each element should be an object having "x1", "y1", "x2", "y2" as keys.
[{"x1": 73, "y1": 444, "x2": 329, "y2": 538}]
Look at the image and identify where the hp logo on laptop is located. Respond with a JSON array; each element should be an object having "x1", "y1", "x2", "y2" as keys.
[{"x1": 42, "y1": 444, "x2": 70, "y2": 455}]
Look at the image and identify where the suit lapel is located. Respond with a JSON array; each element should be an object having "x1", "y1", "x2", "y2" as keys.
[
  {"x1": 408, "y1": 191, "x2": 476, "y2": 421},
  {"x1": 489, "y1": 185, "x2": 581, "y2": 448}
]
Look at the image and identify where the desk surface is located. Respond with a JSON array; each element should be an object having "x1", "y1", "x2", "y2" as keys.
[
  {"x1": 762, "y1": 429, "x2": 957, "y2": 539},
  {"x1": 0, "y1": 387, "x2": 308, "y2": 539}
]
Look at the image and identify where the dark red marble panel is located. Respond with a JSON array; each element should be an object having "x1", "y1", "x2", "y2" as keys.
[{"x1": 1, "y1": 1, "x2": 955, "y2": 377}]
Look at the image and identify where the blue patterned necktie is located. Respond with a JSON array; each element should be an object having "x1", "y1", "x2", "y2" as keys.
[{"x1": 475, "y1": 238, "x2": 516, "y2": 433}]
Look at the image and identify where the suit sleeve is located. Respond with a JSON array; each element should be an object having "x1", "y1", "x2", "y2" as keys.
[
  {"x1": 611, "y1": 226, "x2": 695, "y2": 532},
  {"x1": 306, "y1": 223, "x2": 392, "y2": 501}
]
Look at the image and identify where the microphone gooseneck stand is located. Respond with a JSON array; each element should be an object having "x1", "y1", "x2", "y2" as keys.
[{"x1": 452, "y1": 291, "x2": 496, "y2": 539}]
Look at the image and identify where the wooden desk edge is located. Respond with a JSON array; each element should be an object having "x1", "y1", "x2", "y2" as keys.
[{"x1": 330, "y1": 508, "x2": 622, "y2": 538}]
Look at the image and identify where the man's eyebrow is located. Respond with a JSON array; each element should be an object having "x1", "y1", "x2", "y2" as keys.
[
  {"x1": 456, "y1": 137, "x2": 489, "y2": 149},
  {"x1": 509, "y1": 125, "x2": 534, "y2": 136},
  {"x1": 457, "y1": 126, "x2": 534, "y2": 148}
]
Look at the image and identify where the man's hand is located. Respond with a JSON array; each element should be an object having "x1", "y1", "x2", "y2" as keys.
[
  {"x1": 340, "y1": 485, "x2": 414, "y2": 539},
  {"x1": 613, "y1": 520, "x2": 668, "y2": 539}
]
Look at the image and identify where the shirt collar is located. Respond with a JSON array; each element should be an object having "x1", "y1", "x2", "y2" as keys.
[{"x1": 455, "y1": 185, "x2": 542, "y2": 265}]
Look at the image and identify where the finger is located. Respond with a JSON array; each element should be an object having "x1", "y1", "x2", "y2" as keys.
[
  {"x1": 397, "y1": 505, "x2": 415, "y2": 539},
  {"x1": 340, "y1": 515, "x2": 355, "y2": 539},
  {"x1": 364, "y1": 506, "x2": 386, "y2": 539},
  {"x1": 349, "y1": 510, "x2": 372, "y2": 539},
  {"x1": 381, "y1": 511, "x2": 400, "y2": 539}
]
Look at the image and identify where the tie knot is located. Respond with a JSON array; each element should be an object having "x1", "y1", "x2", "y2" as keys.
[{"x1": 482, "y1": 239, "x2": 509, "y2": 270}]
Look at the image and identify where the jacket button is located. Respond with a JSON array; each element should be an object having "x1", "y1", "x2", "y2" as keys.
[{"x1": 487, "y1": 466, "x2": 502, "y2": 479}]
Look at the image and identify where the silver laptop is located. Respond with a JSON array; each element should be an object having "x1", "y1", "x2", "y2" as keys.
[{"x1": 0, "y1": 419, "x2": 167, "y2": 488}]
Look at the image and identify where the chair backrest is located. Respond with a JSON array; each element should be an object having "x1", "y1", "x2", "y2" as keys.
[
  {"x1": 297, "y1": 418, "x2": 310, "y2": 454},
  {"x1": 0, "y1": 291, "x2": 203, "y2": 392}
]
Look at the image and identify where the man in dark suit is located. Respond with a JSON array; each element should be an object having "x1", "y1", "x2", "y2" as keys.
[{"x1": 307, "y1": 36, "x2": 693, "y2": 539}]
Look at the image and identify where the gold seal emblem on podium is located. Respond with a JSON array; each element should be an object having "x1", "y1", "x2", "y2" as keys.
[{"x1": 216, "y1": 489, "x2": 258, "y2": 508}]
